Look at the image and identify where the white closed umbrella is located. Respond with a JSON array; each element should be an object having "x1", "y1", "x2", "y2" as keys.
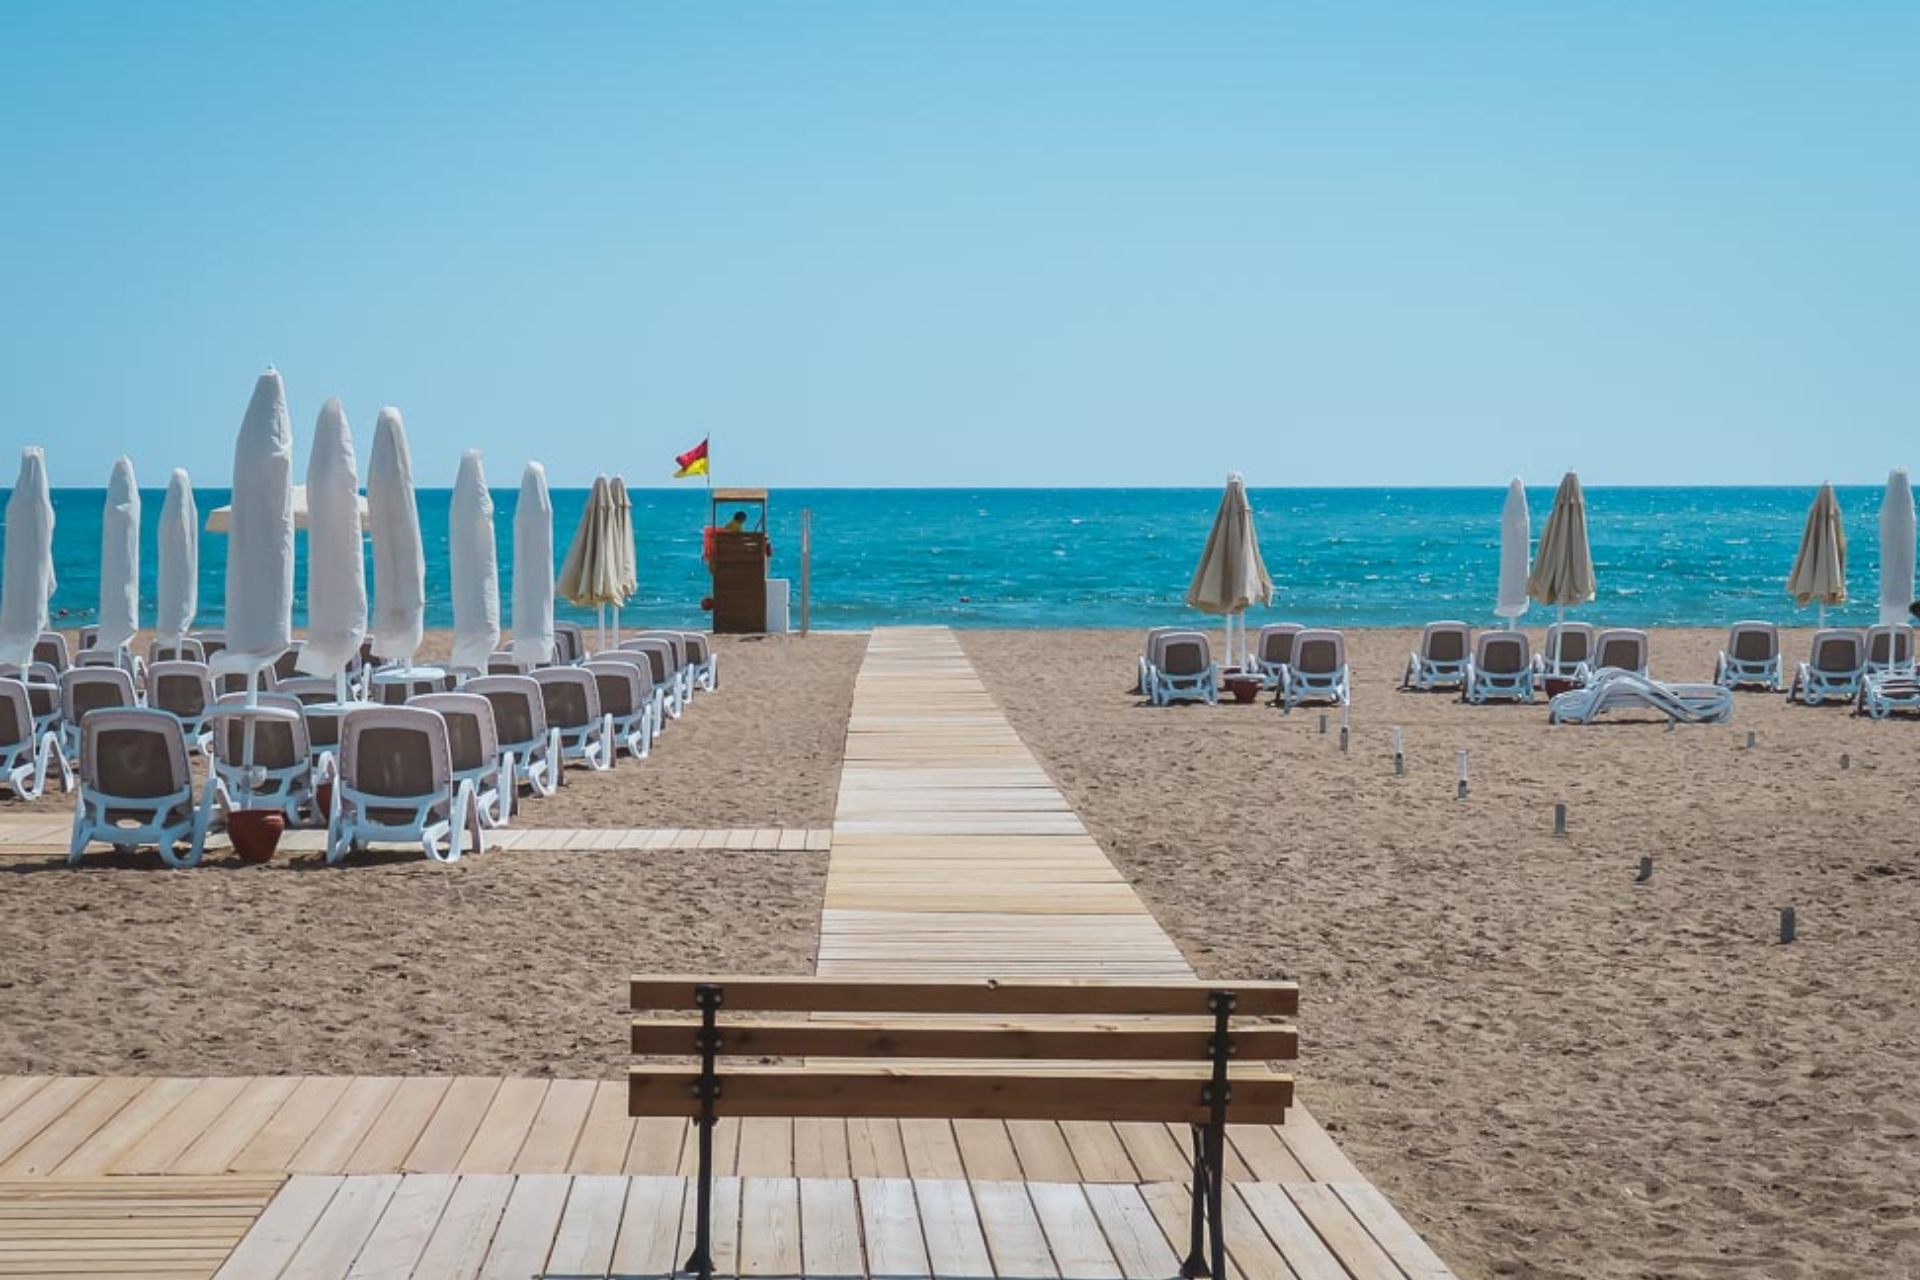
[
  {"x1": 558, "y1": 475, "x2": 621, "y2": 649},
  {"x1": 222, "y1": 371, "x2": 295, "y2": 678},
  {"x1": 1880, "y1": 469, "x2": 1914, "y2": 627},
  {"x1": 156, "y1": 469, "x2": 198, "y2": 644},
  {"x1": 1186, "y1": 472, "x2": 1274, "y2": 669},
  {"x1": 368, "y1": 407, "x2": 426, "y2": 666},
  {"x1": 1526, "y1": 470, "x2": 1596, "y2": 667},
  {"x1": 1788, "y1": 482, "x2": 1847, "y2": 627},
  {"x1": 297, "y1": 398, "x2": 368, "y2": 684},
  {"x1": 1495, "y1": 478, "x2": 1530, "y2": 628},
  {"x1": 450, "y1": 451, "x2": 501, "y2": 672},
  {"x1": 512, "y1": 462, "x2": 556, "y2": 665},
  {"x1": 609, "y1": 475, "x2": 637, "y2": 644},
  {"x1": 97, "y1": 456, "x2": 141, "y2": 656},
  {"x1": 0, "y1": 447, "x2": 56, "y2": 668}
]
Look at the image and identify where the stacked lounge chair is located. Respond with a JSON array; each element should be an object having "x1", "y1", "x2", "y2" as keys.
[{"x1": 1548, "y1": 669, "x2": 1734, "y2": 725}]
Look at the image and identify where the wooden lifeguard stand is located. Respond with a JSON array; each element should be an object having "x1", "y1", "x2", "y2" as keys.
[{"x1": 707, "y1": 487, "x2": 769, "y2": 633}]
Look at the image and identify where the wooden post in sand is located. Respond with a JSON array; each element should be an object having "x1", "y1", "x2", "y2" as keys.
[
  {"x1": 1455, "y1": 749, "x2": 1468, "y2": 799},
  {"x1": 1391, "y1": 727, "x2": 1404, "y2": 776},
  {"x1": 1779, "y1": 907, "x2": 1797, "y2": 944},
  {"x1": 1338, "y1": 703, "x2": 1350, "y2": 752},
  {"x1": 1635, "y1": 855, "x2": 1653, "y2": 883},
  {"x1": 1318, "y1": 713, "x2": 1327, "y2": 735},
  {"x1": 1840, "y1": 752, "x2": 1851, "y2": 771},
  {"x1": 1553, "y1": 802, "x2": 1567, "y2": 837},
  {"x1": 1746, "y1": 730, "x2": 1756, "y2": 749}
]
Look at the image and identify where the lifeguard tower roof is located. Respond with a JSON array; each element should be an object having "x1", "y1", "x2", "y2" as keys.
[{"x1": 711, "y1": 487, "x2": 767, "y2": 503}]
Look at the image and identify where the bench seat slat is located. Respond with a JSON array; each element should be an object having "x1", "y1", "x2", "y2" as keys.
[
  {"x1": 630, "y1": 1018, "x2": 1298, "y2": 1062},
  {"x1": 629, "y1": 976, "x2": 1299, "y2": 1017},
  {"x1": 627, "y1": 1066, "x2": 1294, "y2": 1125}
]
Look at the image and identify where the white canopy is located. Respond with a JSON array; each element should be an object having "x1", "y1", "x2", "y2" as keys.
[
  {"x1": 1880, "y1": 469, "x2": 1914, "y2": 626},
  {"x1": 97, "y1": 456, "x2": 141, "y2": 652},
  {"x1": 1494, "y1": 478, "x2": 1530, "y2": 625},
  {"x1": 0, "y1": 448, "x2": 55, "y2": 667},
  {"x1": 449, "y1": 450, "x2": 501, "y2": 672},
  {"x1": 367, "y1": 407, "x2": 426, "y2": 664},
  {"x1": 155, "y1": 469, "x2": 198, "y2": 643},
  {"x1": 297, "y1": 398, "x2": 368, "y2": 677},
  {"x1": 220, "y1": 371, "x2": 295, "y2": 672},
  {"x1": 512, "y1": 462, "x2": 556, "y2": 665}
]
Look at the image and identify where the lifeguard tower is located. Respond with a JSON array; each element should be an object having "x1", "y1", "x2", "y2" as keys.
[{"x1": 706, "y1": 487, "x2": 770, "y2": 633}]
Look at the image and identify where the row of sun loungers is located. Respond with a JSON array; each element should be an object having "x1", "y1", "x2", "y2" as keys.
[
  {"x1": 0, "y1": 624, "x2": 720, "y2": 866},
  {"x1": 1140, "y1": 625, "x2": 1352, "y2": 710}
]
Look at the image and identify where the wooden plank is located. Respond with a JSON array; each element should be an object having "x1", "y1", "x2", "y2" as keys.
[
  {"x1": 570, "y1": 1080, "x2": 639, "y2": 1175},
  {"x1": 476, "y1": 1173, "x2": 571, "y2": 1279},
  {"x1": 1083, "y1": 1183, "x2": 1181, "y2": 1279},
  {"x1": 0, "y1": 1077, "x2": 148, "y2": 1176},
  {"x1": 630, "y1": 1017, "x2": 1296, "y2": 1061},
  {"x1": 1029, "y1": 1181, "x2": 1124, "y2": 1279},
  {"x1": 344, "y1": 1174, "x2": 459, "y2": 1280},
  {"x1": 629, "y1": 1066, "x2": 1293, "y2": 1123},
  {"x1": 513, "y1": 1078, "x2": 597, "y2": 1173},
  {"x1": 855, "y1": 1178, "x2": 929, "y2": 1279},
  {"x1": 169, "y1": 1076, "x2": 302, "y2": 1175},
  {"x1": 0, "y1": 1080, "x2": 49, "y2": 1127},
  {"x1": 1228, "y1": 1125, "x2": 1311, "y2": 1184},
  {"x1": 456, "y1": 1078, "x2": 548, "y2": 1174},
  {"x1": 799, "y1": 1177, "x2": 865, "y2": 1279},
  {"x1": 344, "y1": 1077, "x2": 453, "y2": 1175},
  {"x1": 1286, "y1": 1184, "x2": 1409, "y2": 1280},
  {"x1": 791, "y1": 1117, "x2": 852, "y2": 1179},
  {"x1": 953, "y1": 1120, "x2": 1023, "y2": 1181},
  {"x1": 210, "y1": 1175, "x2": 342, "y2": 1280},
  {"x1": 405, "y1": 1078, "x2": 503, "y2": 1173},
  {"x1": 1235, "y1": 1183, "x2": 1351, "y2": 1280},
  {"x1": 854, "y1": 1119, "x2": 919, "y2": 1179},
  {"x1": 545, "y1": 1174, "x2": 628, "y2": 1277},
  {"x1": 1060, "y1": 1120, "x2": 1139, "y2": 1183},
  {"x1": 625, "y1": 1118, "x2": 690, "y2": 1176},
  {"x1": 1279, "y1": 1105, "x2": 1365, "y2": 1183},
  {"x1": 49, "y1": 1078, "x2": 200, "y2": 1177},
  {"x1": 230, "y1": 1077, "x2": 354, "y2": 1174},
  {"x1": 274, "y1": 1174, "x2": 402, "y2": 1279},
  {"x1": 631, "y1": 976, "x2": 1298, "y2": 1017},
  {"x1": 608, "y1": 1175, "x2": 686, "y2": 1276},
  {"x1": 737, "y1": 1176, "x2": 802, "y2": 1276},
  {"x1": 409, "y1": 1174, "x2": 514, "y2": 1280},
  {"x1": 292, "y1": 1076, "x2": 403, "y2": 1175},
  {"x1": 1331, "y1": 1181, "x2": 1458, "y2": 1279},
  {"x1": 971, "y1": 1179, "x2": 1058, "y2": 1278},
  {"x1": 912, "y1": 1177, "x2": 993, "y2": 1279},
  {"x1": 735, "y1": 1117, "x2": 794, "y2": 1177},
  {"x1": 1008, "y1": 1120, "x2": 1084, "y2": 1183},
  {"x1": 0, "y1": 1078, "x2": 100, "y2": 1166}
]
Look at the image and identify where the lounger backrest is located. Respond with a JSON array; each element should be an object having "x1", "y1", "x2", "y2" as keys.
[
  {"x1": 1142, "y1": 627, "x2": 1182, "y2": 664},
  {"x1": 1811, "y1": 629, "x2": 1865, "y2": 673},
  {"x1": 1256, "y1": 625, "x2": 1303, "y2": 666},
  {"x1": 0, "y1": 680, "x2": 31, "y2": 750},
  {"x1": 149, "y1": 662, "x2": 213, "y2": 720},
  {"x1": 487, "y1": 651, "x2": 530, "y2": 675},
  {"x1": 1292, "y1": 630, "x2": 1346, "y2": 676},
  {"x1": 1867, "y1": 625, "x2": 1912, "y2": 667},
  {"x1": 216, "y1": 667, "x2": 276, "y2": 698},
  {"x1": 1474, "y1": 632, "x2": 1530, "y2": 675},
  {"x1": 553, "y1": 623, "x2": 586, "y2": 665},
  {"x1": 1593, "y1": 629, "x2": 1647, "y2": 671},
  {"x1": 272, "y1": 645, "x2": 306, "y2": 680},
  {"x1": 632, "y1": 631, "x2": 689, "y2": 668},
  {"x1": 341, "y1": 707, "x2": 452, "y2": 816},
  {"x1": 74, "y1": 648, "x2": 124, "y2": 669},
  {"x1": 79, "y1": 625, "x2": 100, "y2": 650},
  {"x1": 84, "y1": 709, "x2": 191, "y2": 802},
  {"x1": 465, "y1": 676, "x2": 548, "y2": 746},
  {"x1": 274, "y1": 677, "x2": 339, "y2": 706},
  {"x1": 1159, "y1": 634, "x2": 1212, "y2": 678},
  {"x1": 411, "y1": 694, "x2": 500, "y2": 774},
  {"x1": 61, "y1": 668, "x2": 136, "y2": 725},
  {"x1": 1729, "y1": 623, "x2": 1777, "y2": 662},
  {"x1": 1544, "y1": 623, "x2": 1593, "y2": 664},
  {"x1": 533, "y1": 668, "x2": 602, "y2": 728},
  {"x1": 584, "y1": 661, "x2": 644, "y2": 717},
  {"x1": 33, "y1": 632, "x2": 69, "y2": 672},
  {"x1": 212, "y1": 693, "x2": 310, "y2": 769},
  {"x1": 1422, "y1": 623, "x2": 1470, "y2": 663},
  {"x1": 193, "y1": 631, "x2": 228, "y2": 661},
  {"x1": 621, "y1": 640, "x2": 674, "y2": 686},
  {"x1": 150, "y1": 637, "x2": 206, "y2": 665},
  {"x1": 681, "y1": 633, "x2": 712, "y2": 664}
]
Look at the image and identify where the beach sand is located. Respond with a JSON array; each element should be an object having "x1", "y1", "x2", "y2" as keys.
[{"x1": 965, "y1": 627, "x2": 1920, "y2": 1280}]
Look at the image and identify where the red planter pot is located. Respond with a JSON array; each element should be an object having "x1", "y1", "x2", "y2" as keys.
[{"x1": 229, "y1": 810, "x2": 285, "y2": 863}]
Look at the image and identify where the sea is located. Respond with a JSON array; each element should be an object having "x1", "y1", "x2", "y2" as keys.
[{"x1": 7, "y1": 486, "x2": 1908, "y2": 632}]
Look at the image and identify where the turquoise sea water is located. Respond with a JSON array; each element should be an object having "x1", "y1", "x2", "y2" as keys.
[{"x1": 5, "y1": 486, "x2": 1909, "y2": 632}]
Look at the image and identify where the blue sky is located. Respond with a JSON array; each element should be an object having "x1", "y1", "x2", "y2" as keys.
[{"x1": 1, "y1": 2, "x2": 1915, "y2": 490}]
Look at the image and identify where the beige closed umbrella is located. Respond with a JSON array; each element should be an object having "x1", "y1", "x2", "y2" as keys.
[
  {"x1": 608, "y1": 475, "x2": 638, "y2": 644},
  {"x1": 1787, "y1": 482, "x2": 1847, "y2": 626},
  {"x1": 1526, "y1": 470, "x2": 1596, "y2": 667},
  {"x1": 1186, "y1": 473, "x2": 1273, "y2": 669},
  {"x1": 558, "y1": 475, "x2": 622, "y2": 649}
]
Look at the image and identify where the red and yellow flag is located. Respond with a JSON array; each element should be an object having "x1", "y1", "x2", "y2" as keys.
[{"x1": 673, "y1": 438, "x2": 710, "y2": 479}]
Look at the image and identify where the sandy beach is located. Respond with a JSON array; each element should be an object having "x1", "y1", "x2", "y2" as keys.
[{"x1": 967, "y1": 627, "x2": 1920, "y2": 1280}]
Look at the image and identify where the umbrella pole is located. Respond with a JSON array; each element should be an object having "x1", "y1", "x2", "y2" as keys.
[
  {"x1": 612, "y1": 604, "x2": 620, "y2": 649},
  {"x1": 1818, "y1": 603, "x2": 1827, "y2": 628},
  {"x1": 1553, "y1": 605, "x2": 1565, "y2": 669}
]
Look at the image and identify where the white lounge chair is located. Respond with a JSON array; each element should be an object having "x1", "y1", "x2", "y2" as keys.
[
  {"x1": 552, "y1": 622, "x2": 588, "y2": 666},
  {"x1": 1535, "y1": 623, "x2": 1595, "y2": 681},
  {"x1": 1279, "y1": 629, "x2": 1350, "y2": 711},
  {"x1": 206, "y1": 693, "x2": 319, "y2": 827},
  {"x1": 1136, "y1": 628, "x2": 1184, "y2": 699},
  {"x1": 191, "y1": 631, "x2": 228, "y2": 663},
  {"x1": 58, "y1": 667, "x2": 139, "y2": 763},
  {"x1": 1150, "y1": 632, "x2": 1218, "y2": 706},
  {"x1": 1549, "y1": 670, "x2": 1734, "y2": 724},
  {"x1": 326, "y1": 706, "x2": 480, "y2": 864},
  {"x1": 148, "y1": 637, "x2": 206, "y2": 666},
  {"x1": 413, "y1": 692, "x2": 512, "y2": 827},
  {"x1": 532, "y1": 667, "x2": 615, "y2": 772},
  {"x1": 1582, "y1": 628, "x2": 1650, "y2": 682},
  {"x1": 1714, "y1": 622, "x2": 1781, "y2": 691},
  {"x1": 0, "y1": 677, "x2": 69, "y2": 800},
  {"x1": 69, "y1": 709, "x2": 206, "y2": 868},
  {"x1": 1251, "y1": 624, "x2": 1305, "y2": 690},
  {"x1": 629, "y1": 631, "x2": 695, "y2": 706},
  {"x1": 32, "y1": 632, "x2": 70, "y2": 674},
  {"x1": 465, "y1": 675, "x2": 563, "y2": 799},
  {"x1": 585, "y1": 660, "x2": 658, "y2": 759},
  {"x1": 486, "y1": 650, "x2": 533, "y2": 676},
  {"x1": 620, "y1": 639, "x2": 685, "y2": 723},
  {"x1": 1789, "y1": 629, "x2": 1868, "y2": 706},
  {"x1": 1860, "y1": 671, "x2": 1920, "y2": 718},
  {"x1": 1402, "y1": 622, "x2": 1472, "y2": 691},
  {"x1": 679, "y1": 632, "x2": 719, "y2": 693},
  {"x1": 1866, "y1": 625, "x2": 1915, "y2": 679},
  {"x1": 146, "y1": 661, "x2": 216, "y2": 754},
  {"x1": 1464, "y1": 632, "x2": 1535, "y2": 704}
]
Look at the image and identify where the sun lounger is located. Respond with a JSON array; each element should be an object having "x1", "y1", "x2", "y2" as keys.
[
  {"x1": 1714, "y1": 622, "x2": 1781, "y2": 690},
  {"x1": 412, "y1": 692, "x2": 512, "y2": 827},
  {"x1": 273, "y1": 676, "x2": 342, "y2": 707},
  {"x1": 680, "y1": 632, "x2": 719, "y2": 693},
  {"x1": 1149, "y1": 631, "x2": 1218, "y2": 706},
  {"x1": 588, "y1": 652, "x2": 668, "y2": 737},
  {"x1": 147, "y1": 661, "x2": 216, "y2": 753},
  {"x1": 1402, "y1": 622, "x2": 1471, "y2": 690},
  {"x1": 1859, "y1": 670, "x2": 1920, "y2": 718},
  {"x1": 149, "y1": 637, "x2": 206, "y2": 666},
  {"x1": 1582, "y1": 628, "x2": 1650, "y2": 681},
  {"x1": 33, "y1": 631, "x2": 70, "y2": 674},
  {"x1": 369, "y1": 665, "x2": 452, "y2": 705},
  {"x1": 1866, "y1": 625, "x2": 1915, "y2": 678},
  {"x1": 1548, "y1": 669, "x2": 1734, "y2": 724},
  {"x1": 463, "y1": 675, "x2": 562, "y2": 799},
  {"x1": 584, "y1": 660, "x2": 659, "y2": 758},
  {"x1": 1534, "y1": 622, "x2": 1595, "y2": 680},
  {"x1": 69, "y1": 708, "x2": 206, "y2": 867},
  {"x1": 58, "y1": 666, "x2": 138, "y2": 763},
  {"x1": 532, "y1": 667, "x2": 615, "y2": 772},
  {"x1": 553, "y1": 622, "x2": 588, "y2": 665},
  {"x1": 1136, "y1": 628, "x2": 1184, "y2": 698},
  {"x1": 325, "y1": 706, "x2": 480, "y2": 864},
  {"x1": 1278, "y1": 629, "x2": 1350, "y2": 711},
  {"x1": 207, "y1": 693, "x2": 318, "y2": 826},
  {"x1": 271, "y1": 643, "x2": 308, "y2": 682},
  {"x1": 1252, "y1": 623, "x2": 1305, "y2": 689},
  {"x1": 486, "y1": 650, "x2": 532, "y2": 676},
  {"x1": 1464, "y1": 631, "x2": 1535, "y2": 703},
  {"x1": 191, "y1": 630, "x2": 227, "y2": 662},
  {"x1": 0, "y1": 677, "x2": 69, "y2": 800},
  {"x1": 215, "y1": 666, "x2": 276, "y2": 699},
  {"x1": 1789, "y1": 629, "x2": 1868, "y2": 706},
  {"x1": 620, "y1": 639, "x2": 685, "y2": 723},
  {"x1": 629, "y1": 631, "x2": 696, "y2": 705},
  {"x1": 4, "y1": 664, "x2": 63, "y2": 743}
]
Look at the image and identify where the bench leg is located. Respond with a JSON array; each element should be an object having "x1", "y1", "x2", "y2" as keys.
[
  {"x1": 684, "y1": 983, "x2": 723, "y2": 1280},
  {"x1": 1180, "y1": 1122, "x2": 1226, "y2": 1279}
]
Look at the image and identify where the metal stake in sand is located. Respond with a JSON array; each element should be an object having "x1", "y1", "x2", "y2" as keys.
[
  {"x1": 1318, "y1": 712, "x2": 1328, "y2": 735},
  {"x1": 1455, "y1": 749, "x2": 1469, "y2": 799},
  {"x1": 1746, "y1": 731, "x2": 1756, "y2": 750},
  {"x1": 1635, "y1": 855, "x2": 1653, "y2": 883},
  {"x1": 1338, "y1": 703, "x2": 1350, "y2": 752},
  {"x1": 1840, "y1": 753, "x2": 1851, "y2": 771},
  {"x1": 1391, "y1": 727, "x2": 1405, "y2": 776},
  {"x1": 1779, "y1": 907, "x2": 1797, "y2": 944},
  {"x1": 1553, "y1": 802, "x2": 1567, "y2": 837}
]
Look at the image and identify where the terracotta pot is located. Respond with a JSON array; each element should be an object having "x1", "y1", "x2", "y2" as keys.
[
  {"x1": 1224, "y1": 676, "x2": 1262, "y2": 705},
  {"x1": 1543, "y1": 676, "x2": 1577, "y2": 697},
  {"x1": 314, "y1": 782, "x2": 334, "y2": 821},
  {"x1": 229, "y1": 809, "x2": 285, "y2": 863}
]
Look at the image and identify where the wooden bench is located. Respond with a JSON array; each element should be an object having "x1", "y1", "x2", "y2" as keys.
[{"x1": 630, "y1": 974, "x2": 1299, "y2": 1280}]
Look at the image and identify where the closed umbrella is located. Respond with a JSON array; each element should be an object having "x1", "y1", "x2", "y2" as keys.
[
  {"x1": 558, "y1": 475, "x2": 621, "y2": 650},
  {"x1": 449, "y1": 451, "x2": 501, "y2": 672},
  {"x1": 1526, "y1": 470, "x2": 1596, "y2": 667},
  {"x1": 1879, "y1": 469, "x2": 1914, "y2": 627},
  {"x1": 512, "y1": 462, "x2": 556, "y2": 665},
  {"x1": 609, "y1": 474, "x2": 637, "y2": 644},
  {"x1": 0, "y1": 447, "x2": 55, "y2": 668},
  {"x1": 222, "y1": 370, "x2": 295, "y2": 679},
  {"x1": 1788, "y1": 482, "x2": 1847, "y2": 626},
  {"x1": 156, "y1": 469, "x2": 198, "y2": 645},
  {"x1": 368, "y1": 407, "x2": 426, "y2": 666},
  {"x1": 1495, "y1": 478, "x2": 1530, "y2": 628},
  {"x1": 1185, "y1": 472, "x2": 1273, "y2": 669},
  {"x1": 297, "y1": 397, "x2": 367, "y2": 687},
  {"x1": 97, "y1": 456, "x2": 141, "y2": 656}
]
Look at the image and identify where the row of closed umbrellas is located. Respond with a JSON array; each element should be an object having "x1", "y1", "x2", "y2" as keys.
[
  {"x1": 0, "y1": 370, "x2": 645, "y2": 678},
  {"x1": 1187, "y1": 468, "x2": 1920, "y2": 649}
]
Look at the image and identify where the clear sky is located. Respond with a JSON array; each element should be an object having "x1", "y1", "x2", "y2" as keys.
[{"x1": 1, "y1": 2, "x2": 1914, "y2": 490}]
